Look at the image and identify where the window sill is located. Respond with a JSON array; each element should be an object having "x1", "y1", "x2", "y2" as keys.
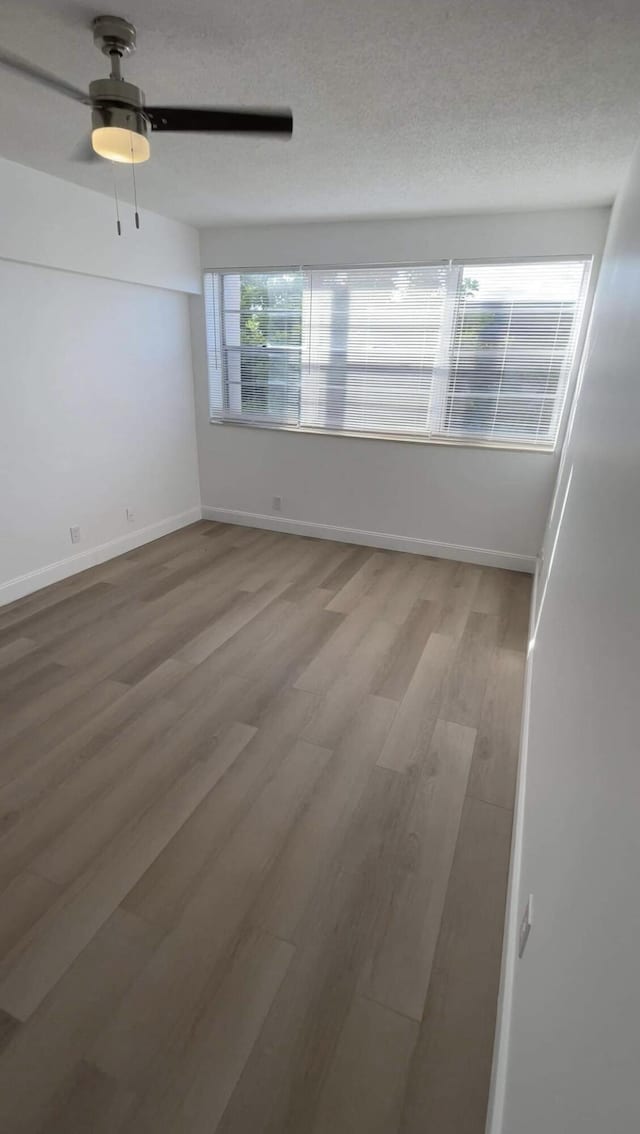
[{"x1": 208, "y1": 416, "x2": 556, "y2": 454}]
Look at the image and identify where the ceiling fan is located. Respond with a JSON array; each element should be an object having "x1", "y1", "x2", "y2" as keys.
[{"x1": 0, "y1": 14, "x2": 293, "y2": 165}]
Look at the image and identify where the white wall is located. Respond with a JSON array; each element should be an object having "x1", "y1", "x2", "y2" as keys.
[
  {"x1": 489, "y1": 147, "x2": 640, "y2": 1131},
  {"x1": 194, "y1": 208, "x2": 610, "y2": 570},
  {"x1": 0, "y1": 156, "x2": 200, "y2": 294},
  {"x1": 199, "y1": 208, "x2": 609, "y2": 270},
  {"x1": 0, "y1": 159, "x2": 201, "y2": 604}
]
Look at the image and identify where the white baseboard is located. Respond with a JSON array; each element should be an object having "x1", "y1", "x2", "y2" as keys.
[
  {"x1": 201, "y1": 506, "x2": 536, "y2": 573},
  {"x1": 485, "y1": 557, "x2": 540, "y2": 1134},
  {"x1": 0, "y1": 507, "x2": 202, "y2": 607}
]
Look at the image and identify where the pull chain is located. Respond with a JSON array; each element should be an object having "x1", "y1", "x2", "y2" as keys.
[
  {"x1": 130, "y1": 133, "x2": 140, "y2": 229},
  {"x1": 112, "y1": 162, "x2": 122, "y2": 236}
]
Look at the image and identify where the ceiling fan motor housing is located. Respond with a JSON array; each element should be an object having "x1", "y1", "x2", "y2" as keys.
[{"x1": 89, "y1": 77, "x2": 148, "y2": 138}]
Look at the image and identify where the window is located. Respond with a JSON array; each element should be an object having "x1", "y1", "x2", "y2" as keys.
[{"x1": 204, "y1": 256, "x2": 591, "y2": 450}]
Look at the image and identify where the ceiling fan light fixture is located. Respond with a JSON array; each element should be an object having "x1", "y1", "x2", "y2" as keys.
[
  {"x1": 0, "y1": 14, "x2": 294, "y2": 178},
  {"x1": 91, "y1": 125, "x2": 150, "y2": 163}
]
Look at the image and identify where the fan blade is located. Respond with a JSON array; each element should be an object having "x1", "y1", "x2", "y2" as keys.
[
  {"x1": 145, "y1": 107, "x2": 293, "y2": 137},
  {"x1": 0, "y1": 48, "x2": 90, "y2": 104},
  {"x1": 70, "y1": 136, "x2": 100, "y2": 163}
]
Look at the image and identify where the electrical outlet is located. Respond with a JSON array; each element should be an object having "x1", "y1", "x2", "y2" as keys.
[
  {"x1": 126, "y1": 508, "x2": 135, "y2": 523},
  {"x1": 272, "y1": 495, "x2": 282, "y2": 512},
  {"x1": 518, "y1": 894, "x2": 533, "y2": 958},
  {"x1": 69, "y1": 525, "x2": 81, "y2": 545}
]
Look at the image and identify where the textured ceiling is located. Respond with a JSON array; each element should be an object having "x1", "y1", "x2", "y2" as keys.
[{"x1": 1, "y1": 0, "x2": 640, "y2": 226}]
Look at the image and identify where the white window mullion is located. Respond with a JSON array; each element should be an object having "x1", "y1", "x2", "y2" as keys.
[{"x1": 428, "y1": 263, "x2": 463, "y2": 437}]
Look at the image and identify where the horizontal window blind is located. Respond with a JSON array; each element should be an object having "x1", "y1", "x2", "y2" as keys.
[
  {"x1": 218, "y1": 271, "x2": 303, "y2": 425},
  {"x1": 300, "y1": 264, "x2": 454, "y2": 436},
  {"x1": 445, "y1": 260, "x2": 590, "y2": 444},
  {"x1": 204, "y1": 256, "x2": 591, "y2": 449}
]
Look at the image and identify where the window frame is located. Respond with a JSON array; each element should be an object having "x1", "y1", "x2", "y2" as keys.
[{"x1": 203, "y1": 255, "x2": 593, "y2": 454}]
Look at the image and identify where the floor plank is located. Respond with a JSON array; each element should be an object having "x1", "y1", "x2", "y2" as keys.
[
  {"x1": 311, "y1": 996, "x2": 418, "y2": 1134},
  {"x1": 0, "y1": 722, "x2": 255, "y2": 1020},
  {"x1": 467, "y1": 647, "x2": 526, "y2": 809},
  {"x1": 372, "y1": 597, "x2": 437, "y2": 700},
  {"x1": 377, "y1": 632, "x2": 455, "y2": 772},
  {"x1": 122, "y1": 928, "x2": 294, "y2": 1134},
  {"x1": 0, "y1": 1008, "x2": 20, "y2": 1056},
  {"x1": 215, "y1": 764, "x2": 411, "y2": 1134},
  {"x1": 251, "y1": 694, "x2": 397, "y2": 943},
  {"x1": 42, "y1": 1060, "x2": 136, "y2": 1134},
  {"x1": 362, "y1": 718, "x2": 476, "y2": 1020},
  {"x1": 0, "y1": 909, "x2": 157, "y2": 1134},
  {"x1": 91, "y1": 737, "x2": 332, "y2": 1090},
  {"x1": 123, "y1": 687, "x2": 316, "y2": 931},
  {"x1": 398, "y1": 797, "x2": 513, "y2": 1134},
  {"x1": 0, "y1": 871, "x2": 60, "y2": 962},
  {"x1": 440, "y1": 610, "x2": 500, "y2": 728}
]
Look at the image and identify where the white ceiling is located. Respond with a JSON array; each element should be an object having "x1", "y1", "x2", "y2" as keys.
[{"x1": 1, "y1": 0, "x2": 640, "y2": 227}]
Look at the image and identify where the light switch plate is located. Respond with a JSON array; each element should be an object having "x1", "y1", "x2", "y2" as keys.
[{"x1": 519, "y1": 894, "x2": 533, "y2": 958}]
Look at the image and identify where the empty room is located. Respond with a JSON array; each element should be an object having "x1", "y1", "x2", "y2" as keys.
[{"x1": 1, "y1": 3, "x2": 640, "y2": 1132}]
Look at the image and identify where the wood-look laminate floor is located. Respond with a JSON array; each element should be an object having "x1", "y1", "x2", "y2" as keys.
[{"x1": 0, "y1": 522, "x2": 531, "y2": 1134}]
